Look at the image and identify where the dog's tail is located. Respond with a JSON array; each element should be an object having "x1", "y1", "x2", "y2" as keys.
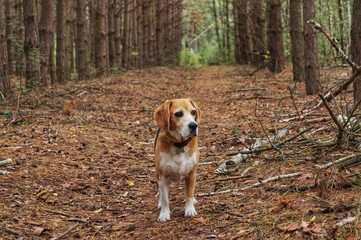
[{"x1": 154, "y1": 128, "x2": 162, "y2": 151}]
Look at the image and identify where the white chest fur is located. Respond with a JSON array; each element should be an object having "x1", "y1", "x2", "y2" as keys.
[{"x1": 160, "y1": 148, "x2": 197, "y2": 181}]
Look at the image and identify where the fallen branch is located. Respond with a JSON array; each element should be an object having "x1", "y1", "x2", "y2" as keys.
[
  {"x1": 0, "y1": 158, "x2": 12, "y2": 166},
  {"x1": 0, "y1": 170, "x2": 9, "y2": 175},
  {"x1": 227, "y1": 127, "x2": 312, "y2": 156},
  {"x1": 265, "y1": 183, "x2": 316, "y2": 192},
  {"x1": 318, "y1": 93, "x2": 344, "y2": 146},
  {"x1": 316, "y1": 153, "x2": 361, "y2": 170},
  {"x1": 198, "y1": 172, "x2": 302, "y2": 197},
  {"x1": 240, "y1": 172, "x2": 302, "y2": 190},
  {"x1": 215, "y1": 129, "x2": 289, "y2": 174}
]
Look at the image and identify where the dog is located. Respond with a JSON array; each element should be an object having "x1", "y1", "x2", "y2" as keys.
[{"x1": 154, "y1": 98, "x2": 201, "y2": 221}]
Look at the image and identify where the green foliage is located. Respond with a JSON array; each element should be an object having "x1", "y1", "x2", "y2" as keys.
[{"x1": 180, "y1": 47, "x2": 202, "y2": 68}]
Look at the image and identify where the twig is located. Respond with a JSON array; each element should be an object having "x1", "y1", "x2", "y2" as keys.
[
  {"x1": 318, "y1": 93, "x2": 344, "y2": 146},
  {"x1": 0, "y1": 158, "x2": 12, "y2": 166},
  {"x1": 215, "y1": 128, "x2": 289, "y2": 174},
  {"x1": 227, "y1": 126, "x2": 313, "y2": 156},
  {"x1": 240, "y1": 161, "x2": 260, "y2": 176},
  {"x1": 198, "y1": 172, "x2": 302, "y2": 197},
  {"x1": 308, "y1": 20, "x2": 359, "y2": 70},
  {"x1": 316, "y1": 153, "x2": 361, "y2": 170},
  {"x1": 240, "y1": 172, "x2": 302, "y2": 190},
  {"x1": 55, "y1": 223, "x2": 80, "y2": 240},
  {"x1": 265, "y1": 183, "x2": 316, "y2": 192},
  {"x1": 42, "y1": 208, "x2": 71, "y2": 217}
]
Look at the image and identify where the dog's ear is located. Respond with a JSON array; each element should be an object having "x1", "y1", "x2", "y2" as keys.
[
  {"x1": 154, "y1": 100, "x2": 173, "y2": 130},
  {"x1": 189, "y1": 99, "x2": 201, "y2": 123}
]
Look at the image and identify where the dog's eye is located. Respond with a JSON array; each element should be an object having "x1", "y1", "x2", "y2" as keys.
[
  {"x1": 191, "y1": 110, "x2": 197, "y2": 116},
  {"x1": 174, "y1": 111, "x2": 183, "y2": 118}
]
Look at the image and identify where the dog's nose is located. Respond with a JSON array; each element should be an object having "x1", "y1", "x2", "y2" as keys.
[{"x1": 188, "y1": 122, "x2": 198, "y2": 131}]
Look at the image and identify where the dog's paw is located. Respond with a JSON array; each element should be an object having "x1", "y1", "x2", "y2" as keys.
[
  {"x1": 184, "y1": 198, "x2": 197, "y2": 217},
  {"x1": 158, "y1": 209, "x2": 171, "y2": 222}
]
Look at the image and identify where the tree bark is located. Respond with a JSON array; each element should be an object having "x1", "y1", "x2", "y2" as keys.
[
  {"x1": 303, "y1": 0, "x2": 321, "y2": 94},
  {"x1": 267, "y1": 0, "x2": 284, "y2": 73},
  {"x1": 95, "y1": 0, "x2": 108, "y2": 75},
  {"x1": 234, "y1": 0, "x2": 252, "y2": 64},
  {"x1": 351, "y1": 0, "x2": 361, "y2": 104},
  {"x1": 0, "y1": 0, "x2": 11, "y2": 99},
  {"x1": 23, "y1": 0, "x2": 40, "y2": 89},
  {"x1": 76, "y1": 0, "x2": 90, "y2": 80},
  {"x1": 251, "y1": 0, "x2": 267, "y2": 67},
  {"x1": 56, "y1": 0, "x2": 70, "y2": 83},
  {"x1": 5, "y1": 0, "x2": 14, "y2": 75},
  {"x1": 289, "y1": 0, "x2": 305, "y2": 82},
  {"x1": 39, "y1": 0, "x2": 55, "y2": 86}
]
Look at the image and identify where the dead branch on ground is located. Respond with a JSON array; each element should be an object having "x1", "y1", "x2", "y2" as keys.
[
  {"x1": 0, "y1": 158, "x2": 12, "y2": 166},
  {"x1": 316, "y1": 153, "x2": 361, "y2": 170}
]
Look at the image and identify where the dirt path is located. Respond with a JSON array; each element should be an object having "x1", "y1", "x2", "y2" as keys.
[{"x1": 1, "y1": 66, "x2": 360, "y2": 239}]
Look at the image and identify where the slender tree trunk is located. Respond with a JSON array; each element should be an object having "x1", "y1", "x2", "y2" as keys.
[
  {"x1": 267, "y1": 0, "x2": 284, "y2": 73},
  {"x1": 0, "y1": 0, "x2": 11, "y2": 99},
  {"x1": 289, "y1": 0, "x2": 305, "y2": 82},
  {"x1": 114, "y1": 0, "x2": 122, "y2": 68},
  {"x1": 108, "y1": 0, "x2": 116, "y2": 69},
  {"x1": 39, "y1": 0, "x2": 55, "y2": 86},
  {"x1": 23, "y1": 0, "x2": 40, "y2": 89},
  {"x1": 156, "y1": 0, "x2": 165, "y2": 65},
  {"x1": 122, "y1": 0, "x2": 128, "y2": 68},
  {"x1": 14, "y1": 0, "x2": 25, "y2": 77},
  {"x1": 303, "y1": 0, "x2": 321, "y2": 94},
  {"x1": 76, "y1": 0, "x2": 90, "y2": 80},
  {"x1": 234, "y1": 0, "x2": 252, "y2": 64},
  {"x1": 5, "y1": 0, "x2": 14, "y2": 75},
  {"x1": 225, "y1": 0, "x2": 231, "y2": 58},
  {"x1": 56, "y1": 0, "x2": 70, "y2": 83},
  {"x1": 95, "y1": 0, "x2": 108, "y2": 75},
  {"x1": 351, "y1": 0, "x2": 361, "y2": 104},
  {"x1": 212, "y1": 0, "x2": 222, "y2": 53},
  {"x1": 251, "y1": 0, "x2": 267, "y2": 67}
]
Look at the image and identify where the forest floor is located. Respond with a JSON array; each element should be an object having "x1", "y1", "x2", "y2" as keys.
[{"x1": 1, "y1": 66, "x2": 361, "y2": 239}]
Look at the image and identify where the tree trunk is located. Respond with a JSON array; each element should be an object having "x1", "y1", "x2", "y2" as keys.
[
  {"x1": 56, "y1": 0, "x2": 70, "y2": 83},
  {"x1": 351, "y1": 0, "x2": 361, "y2": 104},
  {"x1": 212, "y1": 0, "x2": 222, "y2": 54},
  {"x1": 0, "y1": 0, "x2": 11, "y2": 99},
  {"x1": 289, "y1": 0, "x2": 305, "y2": 82},
  {"x1": 95, "y1": 0, "x2": 108, "y2": 75},
  {"x1": 39, "y1": 0, "x2": 55, "y2": 86},
  {"x1": 251, "y1": 0, "x2": 267, "y2": 67},
  {"x1": 5, "y1": 0, "x2": 14, "y2": 75},
  {"x1": 267, "y1": 0, "x2": 284, "y2": 73},
  {"x1": 234, "y1": 0, "x2": 252, "y2": 64},
  {"x1": 23, "y1": 0, "x2": 40, "y2": 89},
  {"x1": 14, "y1": 0, "x2": 25, "y2": 77},
  {"x1": 122, "y1": 0, "x2": 128, "y2": 68},
  {"x1": 76, "y1": 0, "x2": 90, "y2": 80},
  {"x1": 108, "y1": 0, "x2": 116, "y2": 69},
  {"x1": 303, "y1": 0, "x2": 321, "y2": 94},
  {"x1": 114, "y1": 0, "x2": 122, "y2": 68}
]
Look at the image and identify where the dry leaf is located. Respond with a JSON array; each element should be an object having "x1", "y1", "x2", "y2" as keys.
[
  {"x1": 191, "y1": 216, "x2": 208, "y2": 224},
  {"x1": 277, "y1": 222, "x2": 301, "y2": 232},
  {"x1": 127, "y1": 180, "x2": 135, "y2": 186},
  {"x1": 33, "y1": 227, "x2": 45, "y2": 236}
]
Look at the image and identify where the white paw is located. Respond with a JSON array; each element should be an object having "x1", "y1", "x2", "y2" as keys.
[
  {"x1": 184, "y1": 198, "x2": 198, "y2": 217},
  {"x1": 158, "y1": 209, "x2": 171, "y2": 222}
]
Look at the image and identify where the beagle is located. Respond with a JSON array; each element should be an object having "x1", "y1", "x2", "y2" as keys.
[{"x1": 154, "y1": 98, "x2": 201, "y2": 221}]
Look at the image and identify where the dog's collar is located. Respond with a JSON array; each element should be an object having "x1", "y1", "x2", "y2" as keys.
[{"x1": 161, "y1": 129, "x2": 193, "y2": 152}]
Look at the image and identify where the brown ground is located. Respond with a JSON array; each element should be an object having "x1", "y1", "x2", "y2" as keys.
[{"x1": 1, "y1": 66, "x2": 360, "y2": 239}]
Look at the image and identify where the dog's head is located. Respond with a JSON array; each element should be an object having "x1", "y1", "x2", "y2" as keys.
[{"x1": 154, "y1": 98, "x2": 201, "y2": 141}]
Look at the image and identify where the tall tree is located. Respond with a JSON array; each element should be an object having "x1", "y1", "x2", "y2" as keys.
[
  {"x1": 23, "y1": 0, "x2": 40, "y2": 89},
  {"x1": 95, "y1": 0, "x2": 108, "y2": 75},
  {"x1": 56, "y1": 0, "x2": 70, "y2": 83},
  {"x1": 0, "y1": 0, "x2": 11, "y2": 99},
  {"x1": 14, "y1": 0, "x2": 25, "y2": 77},
  {"x1": 76, "y1": 0, "x2": 90, "y2": 79},
  {"x1": 234, "y1": 0, "x2": 252, "y2": 64},
  {"x1": 5, "y1": 0, "x2": 14, "y2": 75},
  {"x1": 303, "y1": 0, "x2": 321, "y2": 94},
  {"x1": 289, "y1": 0, "x2": 305, "y2": 82},
  {"x1": 267, "y1": 0, "x2": 284, "y2": 73},
  {"x1": 39, "y1": 0, "x2": 55, "y2": 86},
  {"x1": 251, "y1": 0, "x2": 267, "y2": 67},
  {"x1": 351, "y1": 0, "x2": 361, "y2": 104}
]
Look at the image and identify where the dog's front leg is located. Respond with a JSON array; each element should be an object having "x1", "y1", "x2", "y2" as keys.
[
  {"x1": 158, "y1": 176, "x2": 171, "y2": 221},
  {"x1": 184, "y1": 170, "x2": 197, "y2": 217}
]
